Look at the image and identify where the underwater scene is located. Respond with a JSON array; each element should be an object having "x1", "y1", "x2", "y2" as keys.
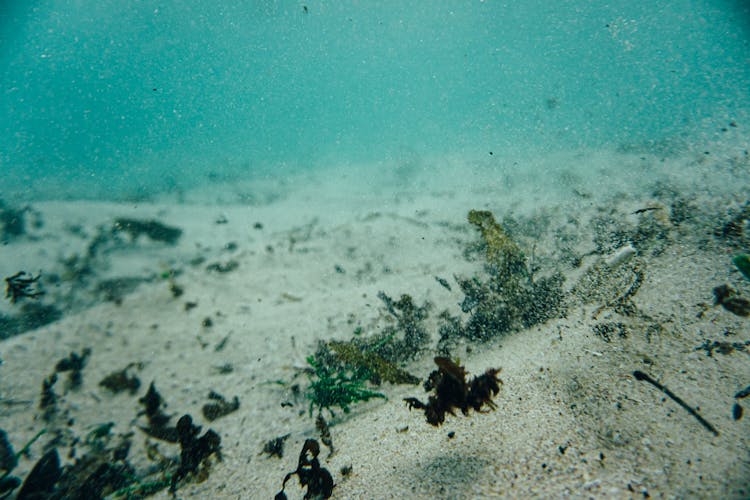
[{"x1": 1, "y1": 1, "x2": 749, "y2": 498}]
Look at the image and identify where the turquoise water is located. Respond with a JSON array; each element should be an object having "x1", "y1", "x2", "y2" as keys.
[{"x1": 2, "y1": 1, "x2": 749, "y2": 199}]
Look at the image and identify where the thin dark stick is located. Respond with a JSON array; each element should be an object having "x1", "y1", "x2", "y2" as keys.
[{"x1": 633, "y1": 370, "x2": 719, "y2": 436}]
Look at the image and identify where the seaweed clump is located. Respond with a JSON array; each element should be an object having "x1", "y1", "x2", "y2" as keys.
[
  {"x1": 5, "y1": 381, "x2": 223, "y2": 499},
  {"x1": 441, "y1": 210, "x2": 566, "y2": 344},
  {"x1": 4, "y1": 272, "x2": 44, "y2": 303},
  {"x1": 0, "y1": 429, "x2": 46, "y2": 498},
  {"x1": 99, "y1": 364, "x2": 142, "y2": 395},
  {"x1": 134, "y1": 384, "x2": 222, "y2": 494},
  {"x1": 15, "y1": 448, "x2": 62, "y2": 500},
  {"x1": 326, "y1": 341, "x2": 420, "y2": 386},
  {"x1": 2, "y1": 272, "x2": 63, "y2": 339},
  {"x1": 169, "y1": 415, "x2": 222, "y2": 493},
  {"x1": 405, "y1": 357, "x2": 502, "y2": 426},
  {"x1": 54, "y1": 348, "x2": 91, "y2": 391},
  {"x1": 305, "y1": 355, "x2": 385, "y2": 417},
  {"x1": 3, "y1": 426, "x2": 138, "y2": 500},
  {"x1": 317, "y1": 292, "x2": 429, "y2": 383},
  {"x1": 261, "y1": 434, "x2": 290, "y2": 459},
  {"x1": 275, "y1": 439, "x2": 334, "y2": 500},
  {"x1": 44, "y1": 429, "x2": 136, "y2": 499},
  {"x1": 733, "y1": 254, "x2": 750, "y2": 281},
  {"x1": 201, "y1": 391, "x2": 240, "y2": 421},
  {"x1": 137, "y1": 382, "x2": 176, "y2": 441},
  {"x1": 302, "y1": 292, "x2": 428, "y2": 416},
  {"x1": 112, "y1": 218, "x2": 182, "y2": 245},
  {"x1": 467, "y1": 210, "x2": 528, "y2": 282},
  {"x1": 371, "y1": 292, "x2": 432, "y2": 361}
]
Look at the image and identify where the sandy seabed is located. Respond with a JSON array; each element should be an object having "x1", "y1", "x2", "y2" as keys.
[{"x1": 1, "y1": 145, "x2": 749, "y2": 499}]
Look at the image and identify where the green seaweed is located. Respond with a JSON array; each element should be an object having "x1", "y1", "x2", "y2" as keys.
[
  {"x1": 733, "y1": 254, "x2": 750, "y2": 281},
  {"x1": 305, "y1": 355, "x2": 385, "y2": 417}
]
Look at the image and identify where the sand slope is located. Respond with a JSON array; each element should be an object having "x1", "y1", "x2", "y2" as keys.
[{"x1": 1, "y1": 147, "x2": 749, "y2": 499}]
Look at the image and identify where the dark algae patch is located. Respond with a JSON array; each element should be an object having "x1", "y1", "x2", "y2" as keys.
[
  {"x1": 0, "y1": 429, "x2": 46, "y2": 499},
  {"x1": 15, "y1": 448, "x2": 61, "y2": 500},
  {"x1": 0, "y1": 302, "x2": 63, "y2": 340},
  {"x1": 98, "y1": 364, "x2": 142, "y2": 395},
  {"x1": 275, "y1": 439, "x2": 334, "y2": 500},
  {"x1": 733, "y1": 253, "x2": 750, "y2": 281},
  {"x1": 112, "y1": 217, "x2": 182, "y2": 245},
  {"x1": 1, "y1": 271, "x2": 61, "y2": 339},
  {"x1": 4, "y1": 272, "x2": 44, "y2": 304},
  {"x1": 261, "y1": 434, "x2": 291, "y2": 459},
  {"x1": 1, "y1": 369, "x2": 227, "y2": 499},
  {"x1": 438, "y1": 210, "x2": 566, "y2": 344},
  {"x1": 137, "y1": 382, "x2": 177, "y2": 442},
  {"x1": 0, "y1": 199, "x2": 28, "y2": 242},
  {"x1": 54, "y1": 349, "x2": 91, "y2": 391},
  {"x1": 326, "y1": 340, "x2": 420, "y2": 386},
  {"x1": 405, "y1": 357, "x2": 502, "y2": 426},
  {"x1": 201, "y1": 391, "x2": 240, "y2": 421},
  {"x1": 169, "y1": 415, "x2": 222, "y2": 493}
]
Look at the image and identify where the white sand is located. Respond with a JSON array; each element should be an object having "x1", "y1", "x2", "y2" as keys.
[{"x1": 1, "y1": 145, "x2": 749, "y2": 499}]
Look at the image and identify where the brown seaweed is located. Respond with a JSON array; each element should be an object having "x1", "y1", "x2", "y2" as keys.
[
  {"x1": 275, "y1": 439, "x2": 334, "y2": 500},
  {"x1": 201, "y1": 391, "x2": 239, "y2": 422},
  {"x1": 4, "y1": 272, "x2": 44, "y2": 304},
  {"x1": 405, "y1": 357, "x2": 502, "y2": 426},
  {"x1": 261, "y1": 434, "x2": 290, "y2": 459},
  {"x1": 54, "y1": 349, "x2": 91, "y2": 391},
  {"x1": 98, "y1": 364, "x2": 141, "y2": 395},
  {"x1": 169, "y1": 415, "x2": 222, "y2": 492},
  {"x1": 137, "y1": 383, "x2": 175, "y2": 441}
]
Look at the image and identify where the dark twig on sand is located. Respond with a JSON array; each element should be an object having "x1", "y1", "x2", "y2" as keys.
[{"x1": 633, "y1": 370, "x2": 719, "y2": 436}]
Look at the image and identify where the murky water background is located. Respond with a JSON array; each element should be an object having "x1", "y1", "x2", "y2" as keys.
[{"x1": 2, "y1": 1, "x2": 748, "y2": 200}]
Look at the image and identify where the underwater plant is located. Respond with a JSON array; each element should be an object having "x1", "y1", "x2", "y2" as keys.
[
  {"x1": 169, "y1": 415, "x2": 222, "y2": 493},
  {"x1": 439, "y1": 210, "x2": 566, "y2": 344},
  {"x1": 261, "y1": 434, "x2": 291, "y2": 459},
  {"x1": 305, "y1": 355, "x2": 385, "y2": 417},
  {"x1": 405, "y1": 357, "x2": 502, "y2": 426},
  {"x1": 467, "y1": 209, "x2": 528, "y2": 282},
  {"x1": 0, "y1": 429, "x2": 46, "y2": 498},
  {"x1": 275, "y1": 439, "x2": 334, "y2": 500},
  {"x1": 372, "y1": 292, "x2": 432, "y2": 361},
  {"x1": 112, "y1": 217, "x2": 182, "y2": 245},
  {"x1": 326, "y1": 340, "x2": 420, "y2": 385},
  {"x1": 4, "y1": 271, "x2": 44, "y2": 304}
]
